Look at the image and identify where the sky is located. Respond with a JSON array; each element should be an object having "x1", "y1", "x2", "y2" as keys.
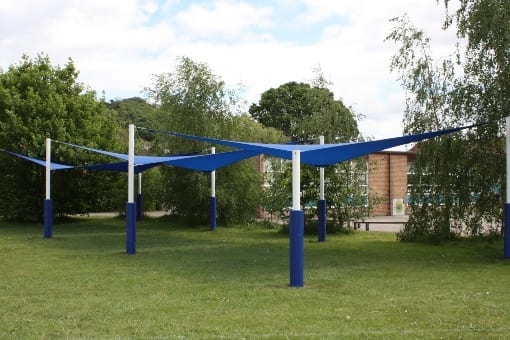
[{"x1": 0, "y1": 0, "x2": 460, "y2": 143}]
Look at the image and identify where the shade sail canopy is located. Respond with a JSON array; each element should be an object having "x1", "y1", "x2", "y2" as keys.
[
  {"x1": 161, "y1": 149, "x2": 260, "y2": 172},
  {"x1": 4, "y1": 141, "x2": 261, "y2": 174},
  {"x1": 54, "y1": 140, "x2": 260, "y2": 172},
  {"x1": 83, "y1": 161, "x2": 160, "y2": 174},
  {"x1": 81, "y1": 149, "x2": 260, "y2": 173},
  {"x1": 149, "y1": 123, "x2": 484, "y2": 166},
  {"x1": 0, "y1": 149, "x2": 74, "y2": 170},
  {"x1": 1, "y1": 122, "x2": 487, "y2": 173},
  {"x1": 54, "y1": 141, "x2": 130, "y2": 161}
]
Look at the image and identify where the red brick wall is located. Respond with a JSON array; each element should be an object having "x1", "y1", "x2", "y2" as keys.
[{"x1": 368, "y1": 153, "x2": 409, "y2": 216}]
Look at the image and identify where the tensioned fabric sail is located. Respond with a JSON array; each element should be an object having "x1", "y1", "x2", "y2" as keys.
[
  {"x1": 81, "y1": 149, "x2": 260, "y2": 173},
  {"x1": 0, "y1": 149, "x2": 74, "y2": 170},
  {"x1": 2, "y1": 122, "x2": 487, "y2": 174},
  {"x1": 146, "y1": 123, "x2": 486, "y2": 166},
  {"x1": 53, "y1": 140, "x2": 261, "y2": 172},
  {"x1": 83, "y1": 161, "x2": 160, "y2": 174},
  {"x1": 4, "y1": 141, "x2": 261, "y2": 174},
  {"x1": 52, "y1": 140, "x2": 189, "y2": 172},
  {"x1": 161, "y1": 149, "x2": 260, "y2": 172},
  {"x1": 54, "y1": 141, "x2": 131, "y2": 161}
]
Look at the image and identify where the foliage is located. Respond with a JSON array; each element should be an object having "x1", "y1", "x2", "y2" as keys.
[
  {"x1": 136, "y1": 168, "x2": 164, "y2": 212},
  {"x1": 219, "y1": 114, "x2": 285, "y2": 224},
  {"x1": 145, "y1": 57, "x2": 274, "y2": 225},
  {"x1": 266, "y1": 157, "x2": 374, "y2": 233},
  {"x1": 230, "y1": 112, "x2": 287, "y2": 144},
  {"x1": 387, "y1": 1, "x2": 508, "y2": 242},
  {"x1": 0, "y1": 54, "x2": 123, "y2": 221},
  {"x1": 249, "y1": 81, "x2": 359, "y2": 142},
  {"x1": 323, "y1": 160, "x2": 374, "y2": 230},
  {"x1": 107, "y1": 97, "x2": 165, "y2": 212},
  {"x1": 252, "y1": 69, "x2": 376, "y2": 229},
  {"x1": 107, "y1": 97, "x2": 159, "y2": 141},
  {"x1": 261, "y1": 157, "x2": 291, "y2": 222}
]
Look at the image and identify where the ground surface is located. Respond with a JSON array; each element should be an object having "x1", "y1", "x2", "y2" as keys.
[{"x1": 1, "y1": 217, "x2": 508, "y2": 338}]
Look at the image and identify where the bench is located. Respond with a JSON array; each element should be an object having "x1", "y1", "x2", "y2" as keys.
[{"x1": 353, "y1": 221, "x2": 407, "y2": 231}]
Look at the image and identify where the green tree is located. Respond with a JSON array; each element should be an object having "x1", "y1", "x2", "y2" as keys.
[
  {"x1": 267, "y1": 152, "x2": 373, "y2": 232},
  {"x1": 386, "y1": 0, "x2": 508, "y2": 241},
  {"x1": 0, "y1": 54, "x2": 124, "y2": 221},
  {"x1": 146, "y1": 57, "x2": 272, "y2": 224},
  {"x1": 249, "y1": 81, "x2": 358, "y2": 142},
  {"x1": 262, "y1": 158, "x2": 291, "y2": 222},
  {"x1": 252, "y1": 72, "x2": 375, "y2": 231},
  {"x1": 226, "y1": 114, "x2": 286, "y2": 223},
  {"x1": 107, "y1": 97, "x2": 164, "y2": 212},
  {"x1": 108, "y1": 97, "x2": 158, "y2": 141}
]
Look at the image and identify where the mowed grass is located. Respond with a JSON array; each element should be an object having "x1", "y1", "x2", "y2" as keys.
[{"x1": 1, "y1": 217, "x2": 509, "y2": 339}]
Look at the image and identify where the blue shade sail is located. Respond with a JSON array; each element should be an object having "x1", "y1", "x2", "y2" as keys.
[
  {"x1": 1, "y1": 122, "x2": 487, "y2": 173},
  {"x1": 0, "y1": 149, "x2": 74, "y2": 170},
  {"x1": 152, "y1": 123, "x2": 483, "y2": 166},
  {"x1": 0, "y1": 146, "x2": 260, "y2": 173}
]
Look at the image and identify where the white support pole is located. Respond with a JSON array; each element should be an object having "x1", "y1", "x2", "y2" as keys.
[
  {"x1": 126, "y1": 124, "x2": 136, "y2": 254},
  {"x1": 292, "y1": 150, "x2": 301, "y2": 210},
  {"x1": 317, "y1": 135, "x2": 327, "y2": 242},
  {"x1": 44, "y1": 137, "x2": 53, "y2": 238},
  {"x1": 138, "y1": 173, "x2": 142, "y2": 195},
  {"x1": 45, "y1": 138, "x2": 51, "y2": 200},
  {"x1": 290, "y1": 149, "x2": 304, "y2": 286},
  {"x1": 209, "y1": 147, "x2": 217, "y2": 230},
  {"x1": 128, "y1": 124, "x2": 135, "y2": 203},
  {"x1": 211, "y1": 147, "x2": 216, "y2": 198},
  {"x1": 319, "y1": 136, "x2": 325, "y2": 200}
]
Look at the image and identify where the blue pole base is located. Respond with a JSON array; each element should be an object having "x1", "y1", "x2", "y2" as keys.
[
  {"x1": 289, "y1": 209, "x2": 305, "y2": 287},
  {"x1": 317, "y1": 199, "x2": 326, "y2": 242},
  {"x1": 44, "y1": 199, "x2": 52, "y2": 238},
  {"x1": 210, "y1": 196, "x2": 217, "y2": 231},
  {"x1": 126, "y1": 202, "x2": 137, "y2": 254},
  {"x1": 136, "y1": 193, "x2": 143, "y2": 221},
  {"x1": 504, "y1": 203, "x2": 510, "y2": 259}
]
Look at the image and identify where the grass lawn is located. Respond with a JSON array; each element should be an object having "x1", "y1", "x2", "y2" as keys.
[{"x1": 1, "y1": 217, "x2": 509, "y2": 338}]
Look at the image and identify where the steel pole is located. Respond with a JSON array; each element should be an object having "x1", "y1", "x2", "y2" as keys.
[
  {"x1": 126, "y1": 124, "x2": 136, "y2": 254},
  {"x1": 210, "y1": 147, "x2": 217, "y2": 230},
  {"x1": 290, "y1": 150, "x2": 304, "y2": 287},
  {"x1": 44, "y1": 138, "x2": 52, "y2": 238},
  {"x1": 318, "y1": 135, "x2": 326, "y2": 241}
]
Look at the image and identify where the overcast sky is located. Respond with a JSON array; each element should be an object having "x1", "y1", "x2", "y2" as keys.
[{"x1": 0, "y1": 0, "x2": 459, "y2": 142}]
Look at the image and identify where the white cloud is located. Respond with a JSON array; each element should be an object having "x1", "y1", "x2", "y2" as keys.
[
  {"x1": 296, "y1": 0, "x2": 349, "y2": 23},
  {"x1": 0, "y1": 0, "x2": 461, "y2": 142},
  {"x1": 175, "y1": 0, "x2": 273, "y2": 40}
]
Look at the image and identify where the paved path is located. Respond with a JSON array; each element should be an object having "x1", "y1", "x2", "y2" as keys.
[
  {"x1": 82, "y1": 211, "x2": 408, "y2": 233},
  {"x1": 76, "y1": 211, "x2": 168, "y2": 218},
  {"x1": 355, "y1": 215, "x2": 409, "y2": 232}
]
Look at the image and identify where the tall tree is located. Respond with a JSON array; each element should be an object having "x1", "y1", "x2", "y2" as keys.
[
  {"x1": 107, "y1": 97, "x2": 164, "y2": 211},
  {"x1": 249, "y1": 81, "x2": 359, "y2": 142},
  {"x1": 108, "y1": 97, "x2": 158, "y2": 142},
  {"x1": 0, "y1": 54, "x2": 123, "y2": 221},
  {"x1": 146, "y1": 57, "x2": 270, "y2": 224},
  {"x1": 252, "y1": 73, "x2": 375, "y2": 230},
  {"x1": 386, "y1": 0, "x2": 509, "y2": 241}
]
